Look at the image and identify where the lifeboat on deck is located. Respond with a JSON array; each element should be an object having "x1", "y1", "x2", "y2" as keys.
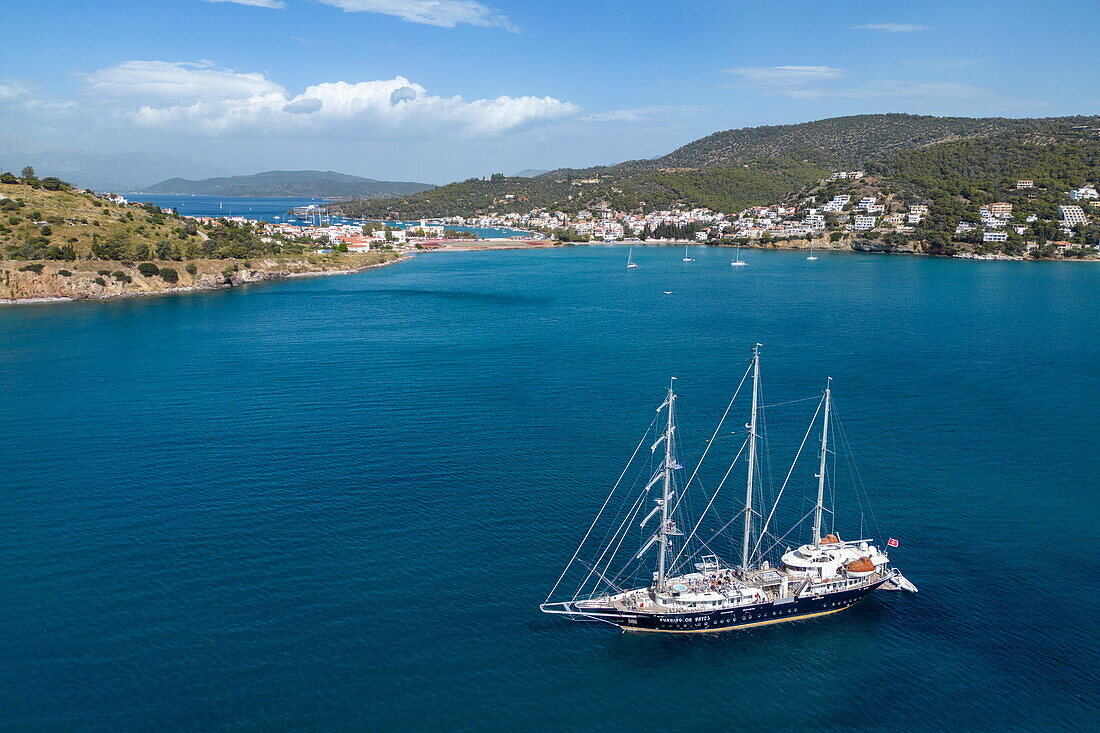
[
  {"x1": 820, "y1": 533, "x2": 841, "y2": 544},
  {"x1": 844, "y1": 556, "x2": 876, "y2": 578}
]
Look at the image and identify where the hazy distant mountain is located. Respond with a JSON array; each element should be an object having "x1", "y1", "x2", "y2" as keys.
[
  {"x1": 0, "y1": 135, "x2": 223, "y2": 192},
  {"x1": 512, "y1": 169, "x2": 550, "y2": 178},
  {"x1": 144, "y1": 170, "x2": 435, "y2": 198}
]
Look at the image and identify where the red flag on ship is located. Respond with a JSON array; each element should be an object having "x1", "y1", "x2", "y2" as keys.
[{"x1": 887, "y1": 538, "x2": 899, "y2": 547}]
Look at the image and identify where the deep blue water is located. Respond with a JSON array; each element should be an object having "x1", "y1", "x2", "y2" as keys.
[
  {"x1": 1, "y1": 246, "x2": 1097, "y2": 730},
  {"x1": 133, "y1": 195, "x2": 533, "y2": 238}
]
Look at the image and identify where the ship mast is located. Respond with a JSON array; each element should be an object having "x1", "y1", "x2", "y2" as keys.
[
  {"x1": 812, "y1": 378, "x2": 832, "y2": 545},
  {"x1": 656, "y1": 381, "x2": 676, "y2": 586},
  {"x1": 741, "y1": 344, "x2": 760, "y2": 571}
]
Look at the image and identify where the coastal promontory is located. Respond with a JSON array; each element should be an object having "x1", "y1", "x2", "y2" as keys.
[{"x1": 0, "y1": 173, "x2": 398, "y2": 303}]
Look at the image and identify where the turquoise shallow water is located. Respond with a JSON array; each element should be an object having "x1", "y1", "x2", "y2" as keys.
[{"x1": 1, "y1": 246, "x2": 1098, "y2": 730}]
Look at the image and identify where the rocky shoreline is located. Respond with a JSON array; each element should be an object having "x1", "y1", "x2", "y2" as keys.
[{"x1": 0, "y1": 253, "x2": 402, "y2": 305}]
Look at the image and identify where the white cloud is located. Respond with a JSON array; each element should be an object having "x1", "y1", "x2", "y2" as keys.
[
  {"x1": 315, "y1": 0, "x2": 514, "y2": 30},
  {"x1": 83, "y1": 61, "x2": 283, "y2": 102},
  {"x1": 783, "y1": 80, "x2": 1041, "y2": 111},
  {"x1": 853, "y1": 23, "x2": 930, "y2": 32},
  {"x1": 0, "y1": 81, "x2": 75, "y2": 113},
  {"x1": 205, "y1": 0, "x2": 287, "y2": 8},
  {"x1": 724, "y1": 65, "x2": 844, "y2": 88},
  {"x1": 581, "y1": 106, "x2": 693, "y2": 123},
  {"x1": 83, "y1": 61, "x2": 578, "y2": 139},
  {"x1": 0, "y1": 81, "x2": 30, "y2": 102},
  {"x1": 720, "y1": 62, "x2": 1043, "y2": 113}
]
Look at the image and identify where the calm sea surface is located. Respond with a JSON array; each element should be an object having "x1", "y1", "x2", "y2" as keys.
[
  {"x1": 1, "y1": 246, "x2": 1097, "y2": 730},
  {"x1": 133, "y1": 194, "x2": 533, "y2": 238}
]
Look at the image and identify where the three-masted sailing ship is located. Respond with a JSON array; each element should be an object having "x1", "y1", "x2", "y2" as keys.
[{"x1": 541, "y1": 345, "x2": 917, "y2": 633}]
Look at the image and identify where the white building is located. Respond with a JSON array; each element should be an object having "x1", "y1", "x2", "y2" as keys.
[
  {"x1": 1059, "y1": 205, "x2": 1088, "y2": 226},
  {"x1": 1068, "y1": 187, "x2": 1099, "y2": 201},
  {"x1": 853, "y1": 215, "x2": 876, "y2": 230},
  {"x1": 983, "y1": 231, "x2": 1009, "y2": 243},
  {"x1": 821, "y1": 195, "x2": 851, "y2": 213}
]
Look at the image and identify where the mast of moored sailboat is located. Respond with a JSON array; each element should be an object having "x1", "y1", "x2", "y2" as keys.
[
  {"x1": 812, "y1": 378, "x2": 832, "y2": 544},
  {"x1": 741, "y1": 345, "x2": 760, "y2": 572}
]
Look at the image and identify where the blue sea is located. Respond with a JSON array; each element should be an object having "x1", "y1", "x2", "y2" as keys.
[
  {"x1": 1, "y1": 245, "x2": 1097, "y2": 730},
  {"x1": 132, "y1": 194, "x2": 533, "y2": 239}
]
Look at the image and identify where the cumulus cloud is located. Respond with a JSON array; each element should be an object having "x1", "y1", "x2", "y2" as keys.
[
  {"x1": 724, "y1": 65, "x2": 844, "y2": 88},
  {"x1": 389, "y1": 85, "x2": 418, "y2": 104},
  {"x1": 283, "y1": 96, "x2": 323, "y2": 113},
  {"x1": 205, "y1": 0, "x2": 287, "y2": 8},
  {"x1": 853, "y1": 23, "x2": 930, "y2": 32},
  {"x1": 83, "y1": 61, "x2": 579, "y2": 139},
  {"x1": 316, "y1": 0, "x2": 514, "y2": 30}
]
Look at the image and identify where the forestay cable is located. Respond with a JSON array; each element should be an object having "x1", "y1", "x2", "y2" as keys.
[{"x1": 543, "y1": 414, "x2": 657, "y2": 604}]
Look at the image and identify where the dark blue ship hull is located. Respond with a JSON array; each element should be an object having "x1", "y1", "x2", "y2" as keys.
[{"x1": 582, "y1": 579, "x2": 886, "y2": 633}]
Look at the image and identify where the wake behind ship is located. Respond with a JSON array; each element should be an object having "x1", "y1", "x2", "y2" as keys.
[{"x1": 541, "y1": 345, "x2": 917, "y2": 633}]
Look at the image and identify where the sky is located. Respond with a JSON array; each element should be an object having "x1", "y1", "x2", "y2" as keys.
[{"x1": 2, "y1": 0, "x2": 1098, "y2": 184}]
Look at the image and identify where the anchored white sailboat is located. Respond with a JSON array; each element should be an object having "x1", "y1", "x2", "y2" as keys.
[
  {"x1": 627, "y1": 247, "x2": 638, "y2": 269},
  {"x1": 731, "y1": 244, "x2": 747, "y2": 267},
  {"x1": 807, "y1": 241, "x2": 818, "y2": 261},
  {"x1": 682, "y1": 246, "x2": 695, "y2": 262},
  {"x1": 541, "y1": 345, "x2": 916, "y2": 633}
]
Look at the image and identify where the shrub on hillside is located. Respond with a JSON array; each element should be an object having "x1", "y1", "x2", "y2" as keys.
[
  {"x1": 18, "y1": 263, "x2": 45, "y2": 274},
  {"x1": 94, "y1": 276, "x2": 106, "y2": 286},
  {"x1": 112, "y1": 270, "x2": 131, "y2": 283},
  {"x1": 58, "y1": 269, "x2": 72, "y2": 277},
  {"x1": 185, "y1": 263, "x2": 198, "y2": 275},
  {"x1": 159, "y1": 267, "x2": 178, "y2": 283},
  {"x1": 137, "y1": 262, "x2": 160, "y2": 277}
]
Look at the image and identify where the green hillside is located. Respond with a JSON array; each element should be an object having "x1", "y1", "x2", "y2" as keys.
[
  {"x1": 336, "y1": 160, "x2": 826, "y2": 219},
  {"x1": 645, "y1": 113, "x2": 1044, "y2": 169},
  {"x1": 334, "y1": 114, "x2": 1100, "y2": 222},
  {"x1": 872, "y1": 125, "x2": 1100, "y2": 193}
]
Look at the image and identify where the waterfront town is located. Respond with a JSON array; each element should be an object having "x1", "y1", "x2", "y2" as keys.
[{"x1": 77, "y1": 171, "x2": 1100, "y2": 261}]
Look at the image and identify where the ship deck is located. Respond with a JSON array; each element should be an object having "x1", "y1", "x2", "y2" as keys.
[{"x1": 600, "y1": 571, "x2": 885, "y2": 614}]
